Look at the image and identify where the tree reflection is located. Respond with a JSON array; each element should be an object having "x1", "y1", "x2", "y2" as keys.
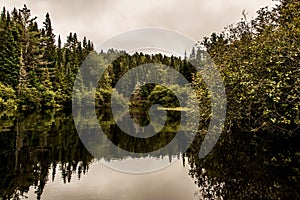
[
  {"x1": 186, "y1": 131, "x2": 300, "y2": 199},
  {"x1": 0, "y1": 111, "x2": 93, "y2": 200},
  {"x1": 3, "y1": 108, "x2": 298, "y2": 199},
  {"x1": 0, "y1": 108, "x2": 187, "y2": 199}
]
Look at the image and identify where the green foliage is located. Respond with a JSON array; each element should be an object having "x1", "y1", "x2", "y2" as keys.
[
  {"x1": 0, "y1": 83, "x2": 17, "y2": 110},
  {"x1": 0, "y1": 10, "x2": 20, "y2": 88},
  {"x1": 95, "y1": 88, "x2": 113, "y2": 107},
  {"x1": 18, "y1": 86, "x2": 42, "y2": 109},
  {"x1": 197, "y1": 0, "x2": 300, "y2": 136},
  {"x1": 0, "y1": 5, "x2": 94, "y2": 110},
  {"x1": 148, "y1": 85, "x2": 182, "y2": 107}
]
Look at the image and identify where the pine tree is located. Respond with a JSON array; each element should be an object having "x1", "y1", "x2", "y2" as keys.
[
  {"x1": 189, "y1": 46, "x2": 196, "y2": 59},
  {"x1": 0, "y1": 7, "x2": 20, "y2": 88},
  {"x1": 42, "y1": 13, "x2": 56, "y2": 69},
  {"x1": 17, "y1": 5, "x2": 47, "y2": 96},
  {"x1": 57, "y1": 35, "x2": 61, "y2": 49}
]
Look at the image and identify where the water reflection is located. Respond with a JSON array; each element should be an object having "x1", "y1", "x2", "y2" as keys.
[
  {"x1": 0, "y1": 109, "x2": 299, "y2": 199},
  {"x1": 0, "y1": 109, "x2": 193, "y2": 199},
  {"x1": 187, "y1": 131, "x2": 300, "y2": 199},
  {"x1": 0, "y1": 110, "x2": 93, "y2": 200}
]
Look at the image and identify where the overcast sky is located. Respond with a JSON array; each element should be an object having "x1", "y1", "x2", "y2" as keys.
[{"x1": 2, "y1": 0, "x2": 276, "y2": 46}]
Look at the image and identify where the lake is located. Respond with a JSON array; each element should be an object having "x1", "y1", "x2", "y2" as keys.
[{"x1": 0, "y1": 109, "x2": 299, "y2": 199}]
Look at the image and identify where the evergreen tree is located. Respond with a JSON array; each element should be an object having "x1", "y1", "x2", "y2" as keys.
[
  {"x1": 0, "y1": 5, "x2": 95, "y2": 109},
  {"x1": 42, "y1": 13, "x2": 56, "y2": 69},
  {"x1": 0, "y1": 7, "x2": 20, "y2": 88}
]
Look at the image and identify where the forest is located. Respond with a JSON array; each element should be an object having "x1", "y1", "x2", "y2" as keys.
[
  {"x1": 0, "y1": 0, "x2": 299, "y2": 137},
  {"x1": 0, "y1": 5, "x2": 94, "y2": 110}
]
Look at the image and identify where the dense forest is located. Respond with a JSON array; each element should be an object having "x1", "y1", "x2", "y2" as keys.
[
  {"x1": 0, "y1": 0, "x2": 299, "y2": 137},
  {"x1": 0, "y1": 4, "x2": 198, "y2": 111},
  {"x1": 0, "y1": 5, "x2": 94, "y2": 110}
]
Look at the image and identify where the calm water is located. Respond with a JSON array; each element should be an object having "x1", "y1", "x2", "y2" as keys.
[{"x1": 0, "y1": 109, "x2": 299, "y2": 199}]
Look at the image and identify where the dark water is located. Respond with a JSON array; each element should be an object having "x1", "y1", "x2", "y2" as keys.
[{"x1": 0, "y1": 109, "x2": 299, "y2": 200}]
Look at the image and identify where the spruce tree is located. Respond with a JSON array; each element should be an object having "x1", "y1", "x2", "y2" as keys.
[
  {"x1": 0, "y1": 7, "x2": 20, "y2": 88},
  {"x1": 42, "y1": 13, "x2": 56, "y2": 69}
]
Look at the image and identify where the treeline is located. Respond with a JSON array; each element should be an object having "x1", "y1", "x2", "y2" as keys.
[
  {"x1": 1, "y1": 1, "x2": 299, "y2": 136},
  {"x1": 0, "y1": 5, "x2": 199, "y2": 110},
  {"x1": 196, "y1": 0, "x2": 300, "y2": 136},
  {"x1": 0, "y1": 5, "x2": 94, "y2": 110},
  {"x1": 72, "y1": 49, "x2": 198, "y2": 108}
]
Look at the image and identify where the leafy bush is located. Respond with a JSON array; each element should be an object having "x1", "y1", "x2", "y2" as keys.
[{"x1": 197, "y1": 0, "x2": 300, "y2": 136}]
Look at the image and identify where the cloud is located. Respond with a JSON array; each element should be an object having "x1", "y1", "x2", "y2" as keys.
[{"x1": 2, "y1": 0, "x2": 276, "y2": 45}]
